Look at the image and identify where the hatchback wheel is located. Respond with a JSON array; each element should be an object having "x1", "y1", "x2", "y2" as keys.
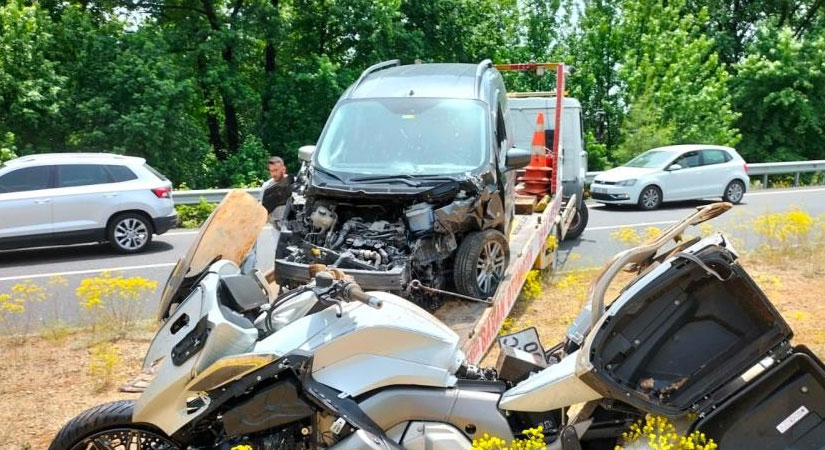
[
  {"x1": 638, "y1": 185, "x2": 662, "y2": 210},
  {"x1": 108, "y1": 213, "x2": 153, "y2": 253},
  {"x1": 723, "y1": 180, "x2": 745, "y2": 204}
]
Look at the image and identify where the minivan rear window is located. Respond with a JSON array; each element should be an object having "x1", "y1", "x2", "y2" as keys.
[{"x1": 144, "y1": 164, "x2": 168, "y2": 181}]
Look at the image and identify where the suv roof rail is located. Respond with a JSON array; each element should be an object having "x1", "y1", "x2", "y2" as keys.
[
  {"x1": 474, "y1": 59, "x2": 493, "y2": 97},
  {"x1": 349, "y1": 59, "x2": 401, "y2": 98}
]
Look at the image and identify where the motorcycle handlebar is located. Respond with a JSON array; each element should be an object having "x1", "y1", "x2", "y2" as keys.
[{"x1": 343, "y1": 283, "x2": 383, "y2": 309}]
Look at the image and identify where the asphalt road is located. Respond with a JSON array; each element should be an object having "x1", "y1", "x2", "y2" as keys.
[
  {"x1": 560, "y1": 186, "x2": 825, "y2": 268},
  {"x1": 2, "y1": 186, "x2": 824, "y2": 328}
]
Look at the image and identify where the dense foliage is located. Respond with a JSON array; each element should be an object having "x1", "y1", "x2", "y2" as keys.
[{"x1": 0, "y1": 0, "x2": 823, "y2": 183}]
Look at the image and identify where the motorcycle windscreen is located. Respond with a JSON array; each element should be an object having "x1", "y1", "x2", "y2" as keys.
[
  {"x1": 157, "y1": 190, "x2": 268, "y2": 322},
  {"x1": 694, "y1": 348, "x2": 825, "y2": 449},
  {"x1": 585, "y1": 245, "x2": 792, "y2": 416}
]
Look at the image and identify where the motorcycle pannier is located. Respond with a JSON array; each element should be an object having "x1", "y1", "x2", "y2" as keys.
[
  {"x1": 585, "y1": 245, "x2": 793, "y2": 417},
  {"x1": 695, "y1": 348, "x2": 825, "y2": 450}
]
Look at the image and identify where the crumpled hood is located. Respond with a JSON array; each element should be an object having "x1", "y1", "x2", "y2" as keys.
[{"x1": 594, "y1": 166, "x2": 660, "y2": 183}]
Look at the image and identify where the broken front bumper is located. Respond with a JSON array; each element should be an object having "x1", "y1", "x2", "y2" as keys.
[{"x1": 274, "y1": 259, "x2": 408, "y2": 292}]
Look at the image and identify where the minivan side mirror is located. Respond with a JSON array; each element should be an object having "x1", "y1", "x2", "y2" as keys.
[
  {"x1": 667, "y1": 163, "x2": 683, "y2": 171},
  {"x1": 298, "y1": 145, "x2": 316, "y2": 162},
  {"x1": 505, "y1": 147, "x2": 532, "y2": 171}
]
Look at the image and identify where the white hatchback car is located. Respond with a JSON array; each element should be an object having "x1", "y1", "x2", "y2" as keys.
[
  {"x1": 590, "y1": 145, "x2": 749, "y2": 210},
  {"x1": 0, "y1": 153, "x2": 178, "y2": 253}
]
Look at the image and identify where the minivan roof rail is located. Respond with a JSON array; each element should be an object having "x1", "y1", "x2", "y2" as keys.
[
  {"x1": 474, "y1": 59, "x2": 493, "y2": 97},
  {"x1": 349, "y1": 59, "x2": 401, "y2": 98}
]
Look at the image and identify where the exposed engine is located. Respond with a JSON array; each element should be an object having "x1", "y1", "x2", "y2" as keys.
[
  {"x1": 276, "y1": 177, "x2": 507, "y2": 310},
  {"x1": 282, "y1": 202, "x2": 415, "y2": 271}
]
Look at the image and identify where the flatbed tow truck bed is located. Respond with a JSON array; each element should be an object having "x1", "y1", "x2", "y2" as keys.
[{"x1": 436, "y1": 190, "x2": 572, "y2": 364}]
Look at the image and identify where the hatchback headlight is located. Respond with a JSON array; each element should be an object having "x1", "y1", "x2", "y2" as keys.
[{"x1": 616, "y1": 179, "x2": 637, "y2": 186}]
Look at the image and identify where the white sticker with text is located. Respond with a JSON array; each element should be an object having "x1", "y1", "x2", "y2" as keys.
[{"x1": 776, "y1": 405, "x2": 809, "y2": 434}]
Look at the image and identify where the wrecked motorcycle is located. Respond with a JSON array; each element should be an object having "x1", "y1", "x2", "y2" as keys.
[{"x1": 48, "y1": 195, "x2": 825, "y2": 450}]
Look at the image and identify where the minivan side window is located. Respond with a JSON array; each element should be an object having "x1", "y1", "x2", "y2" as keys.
[
  {"x1": 702, "y1": 150, "x2": 729, "y2": 165},
  {"x1": 57, "y1": 164, "x2": 113, "y2": 188},
  {"x1": 0, "y1": 166, "x2": 53, "y2": 193}
]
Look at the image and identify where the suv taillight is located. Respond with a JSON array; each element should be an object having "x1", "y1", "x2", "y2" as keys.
[
  {"x1": 744, "y1": 163, "x2": 749, "y2": 174},
  {"x1": 152, "y1": 187, "x2": 172, "y2": 199}
]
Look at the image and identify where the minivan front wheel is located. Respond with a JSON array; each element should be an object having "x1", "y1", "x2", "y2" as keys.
[
  {"x1": 108, "y1": 213, "x2": 153, "y2": 253},
  {"x1": 637, "y1": 185, "x2": 662, "y2": 210},
  {"x1": 454, "y1": 229, "x2": 510, "y2": 299},
  {"x1": 723, "y1": 180, "x2": 745, "y2": 204}
]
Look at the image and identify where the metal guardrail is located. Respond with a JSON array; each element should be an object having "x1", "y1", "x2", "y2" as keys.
[
  {"x1": 173, "y1": 188, "x2": 261, "y2": 205},
  {"x1": 584, "y1": 159, "x2": 825, "y2": 186},
  {"x1": 173, "y1": 160, "x2": 825, "y2": 205}
]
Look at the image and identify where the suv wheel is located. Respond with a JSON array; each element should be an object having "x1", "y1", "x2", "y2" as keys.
[
  {"x1": 454, "y1": 229, "x2": 510, "y2": 299},
  {"x1": 108, "y1": 213, "x2": 153, "y2": 253}
]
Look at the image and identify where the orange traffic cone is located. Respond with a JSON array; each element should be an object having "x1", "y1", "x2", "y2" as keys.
[{"x1": 517, "y1": 112, "x2": 553, "y2": 196}]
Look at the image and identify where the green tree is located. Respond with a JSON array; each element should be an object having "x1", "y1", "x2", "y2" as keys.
[
  {"x1": 732, "y1": 27, "x2": 825, "y2": 162},
  {"x1": 618, "y1": 0, "x2": 739, "y2": 161},
  {"x1": 566, "y1": 0, "x2": 626, "y2": 157},
  {"x1": 0, "y1": 1, "x2": 66, "y2": 154}
]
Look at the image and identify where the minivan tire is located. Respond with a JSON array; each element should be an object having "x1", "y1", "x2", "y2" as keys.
[
  {"x1": 108, "y1": 213, "x2": 153, "y2": 253},
  {"x1": 454, "y1": 229, "x2": 510, "y2": 299}
]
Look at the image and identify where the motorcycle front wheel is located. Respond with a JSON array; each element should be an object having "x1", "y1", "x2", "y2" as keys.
[{"x1": 48, "y1": 400, "x2": 181, "y2": 450}]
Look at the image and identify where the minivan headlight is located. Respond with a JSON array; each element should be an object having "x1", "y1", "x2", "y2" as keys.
[{"x1": 616, "y1": 179, "x2": 637, "y2": 186}]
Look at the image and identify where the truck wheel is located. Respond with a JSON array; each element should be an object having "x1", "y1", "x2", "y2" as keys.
[
  {"x1": 454, "y1": 230, "x2": 510, "y2": 299},
  {"x1": 108, "y1": 213, "x2": 153, "y2": 253},
  {"x1": 564, "y1": 203, "x2": 588, "y2": 240},
  {"x1": 48, "y1": 400, "x2": 180, "y2": 450}
]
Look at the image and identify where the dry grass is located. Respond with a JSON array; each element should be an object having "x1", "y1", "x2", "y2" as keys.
[{"x1": 0, "y1": 329, "x2": 152, "y2": 450}]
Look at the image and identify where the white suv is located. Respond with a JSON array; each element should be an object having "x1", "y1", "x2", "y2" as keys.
[{"x1": 0, "y1": 153, "x2": 178, "y2": 253}]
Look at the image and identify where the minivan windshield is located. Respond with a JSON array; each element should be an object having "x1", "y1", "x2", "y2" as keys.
[
  {"x1": 315, "y1": 98, "x2": 488, "y2": 176},
  {"x1": 624, "y1": 150, "x2": 674, "y2": 168}
]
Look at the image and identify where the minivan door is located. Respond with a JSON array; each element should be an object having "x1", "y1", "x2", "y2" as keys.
[{"x1": 0, "y1": 165, "x2": 55, "y2": 247}]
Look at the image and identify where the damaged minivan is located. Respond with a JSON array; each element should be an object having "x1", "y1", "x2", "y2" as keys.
[{"x1": 274, "y1": 60, "x2": 531, "y2": 309}]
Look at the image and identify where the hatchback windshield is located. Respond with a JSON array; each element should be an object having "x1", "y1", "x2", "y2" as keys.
[
  {"x1": 316, "y1": 98, "x2": 488, "y2": 176},
  {"x1": 624, "y1": 150, "x2": 674, "y2": 168}
]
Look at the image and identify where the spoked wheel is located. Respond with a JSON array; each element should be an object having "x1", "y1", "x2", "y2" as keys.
[
  {"x1": 49, "y1": 401, "x2": 180, "y2": 450},
  {"x1": 108, "y1": 213, "x2": 153, "y2": 253},
  {"x1": 477, "y1": 240, "x2": 507, "y2": 294},
  {"x1": 723, "y1": 180, "x2": 745, "y2": 204},
  {"x1": 637, "y1": 185, "x2": 662, "y2": 210},
  {"x1": 454, "y1": 229, "x2": 510, "y2": 299},
  {"x1": 69, "y1": 428, "x2": 179, "y2": 450}
]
